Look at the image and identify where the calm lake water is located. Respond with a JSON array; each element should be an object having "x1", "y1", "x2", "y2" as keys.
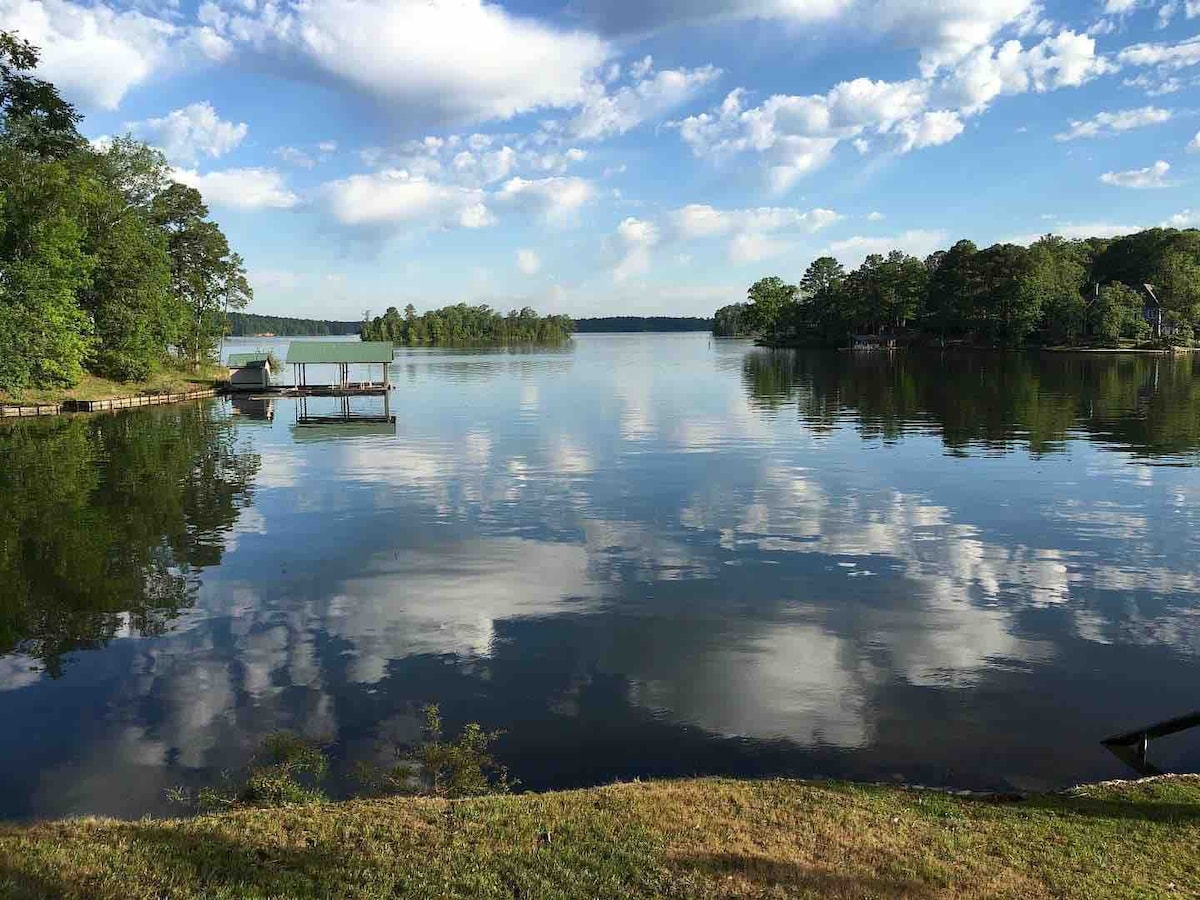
[{"x1": 3, "y1": 334, "x2": 1200, "y2": 819}]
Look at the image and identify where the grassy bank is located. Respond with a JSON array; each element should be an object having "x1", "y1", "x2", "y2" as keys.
[
  {"x1": 2, "y1": 776, "x2": 1198, "y2": 898},
  {"x1": 0, "y1": 363, "x2": 224, "y2": 406}
]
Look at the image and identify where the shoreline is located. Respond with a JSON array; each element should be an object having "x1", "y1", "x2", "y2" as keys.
[
  {"x1": 0, "y1": 366, "x2": 225, "y2": 419},
  {"x1": 1, "y1": 775, "x2": 1195, "y2": 898}
]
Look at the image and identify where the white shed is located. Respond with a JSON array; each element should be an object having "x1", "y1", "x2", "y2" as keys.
[{"x1": 226, "y1": 353, "x2": 273, "y2": 391}]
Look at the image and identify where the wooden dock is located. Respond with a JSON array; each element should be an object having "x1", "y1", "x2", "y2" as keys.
[
  {"x1": 63, "y1": 388, "x2": 218, "y2": 412},
  {"x1": 0, "y1": 403, "x2": 62, "y2": 418}
]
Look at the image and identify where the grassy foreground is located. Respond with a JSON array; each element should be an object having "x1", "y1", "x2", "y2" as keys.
[
  {"x1": 1, "y1": 777, "x2": 1199, "y2": 899},
  {"x1": 0, "y1": 363, "x2": 223, "y2": 406}
]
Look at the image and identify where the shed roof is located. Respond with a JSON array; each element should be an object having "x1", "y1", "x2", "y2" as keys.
[
  {"x1": 227, "y1": 352, "x2": 272, "y2": 367},
  {"x1": 285, "y1": 341, "x2": 394, "y2": 364}
]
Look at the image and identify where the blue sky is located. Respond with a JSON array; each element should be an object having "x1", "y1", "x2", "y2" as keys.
[{"x1": 2, "y1": 0, "x2": 1198, "y2": 319}]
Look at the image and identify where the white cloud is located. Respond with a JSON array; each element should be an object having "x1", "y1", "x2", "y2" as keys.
[
  {"x1": 667, "y1": 204, "x2": 841, "y2": 263},
  {"x1": 1009, "y1": 221, "x2": 1142, "y2": 244},
  {"x1": 1190, "y1": 131, "x2": 1200, "y2": 151},
  {"x1": 894, "y1": 110, "x2": 965, "y2": 151},
  {"x1": 1100, "y1": 159, "x2": 1173, "y2": 188},
  {"x1": 870, "y1": 0, "x2": 1043, "y2": 75},
  {"x1": 276, "y1": 146, "x2": 315, "y2": 169},
  {"x1": 1055, "y1": 106, "x2": 1173, "y2": 140},
  {"x1": 199, "y1": 0, "x2": 611, "y2": 125},
  {"x1": 613, "y1": 217, "x2": 658, "y2": 282},
  {"x1": 494, "y1": 176, "x2": 593, "y2": 224},
  {"x1": 320, "y1": 170, "x2": 490, "y2": 230},
  {"x1": 0, "y1": 0, "x2": 218, "y2": 110},
  {"x1": 571, "y1": 0, "x2": 1039, "y2": 79},
  {"x1": 1165, "y1": 209, "x2": 1199, "y2": 226},
  {"x1": 516, "y1": 249, "x2": 541, "y2": 275},
  {"x1": 670, "y1": 204, "x2": 841, "y2": 239},
  {"x1": 570, "y1": 60, "x2": 721, "y2": 140},
  {"x1": 1117, "y1": 35, "x2": 1200, "y2": 70},
  {"x1": 940, "y1": 31, "x2": 1111, "y2": 114},
  {"x1": 370, "y1": 135, "x2": 588, "y2": 190},
  {"x1": 679, "y1": 28, "x2": 1104, "y2": 190},
  {"x1": 827, "y1": 229, "x2": 949, "y2": 265},
  {"x1": 867, "y1": 211, "x2": 885, "y2": 221},
  {"x1": 127, "y1": 101, "x2": 247, "y2": 165},
  {"x1": 173, "y1": 166, "x2": 299, "y2": 210},
  {"x1": 569, "y1": 0, "x2": 852, "y2": 36}
]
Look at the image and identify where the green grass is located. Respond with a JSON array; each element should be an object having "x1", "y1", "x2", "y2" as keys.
[
  {"x1": 2, "y1": 776, "x2": 1199, "y2": 898},
  {"x1": 0, "y1": 363, "x2": 224, "y2": 406}
]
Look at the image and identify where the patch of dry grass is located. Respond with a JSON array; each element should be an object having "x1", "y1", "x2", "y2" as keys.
[{"x1": 1, "y1": 777, "x2": 1198, "y2": 899}]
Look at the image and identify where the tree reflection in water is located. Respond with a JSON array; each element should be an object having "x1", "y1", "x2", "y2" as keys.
[
  {"x1": 0, "y1": 402, "x2": 260, "y2": 676},
  {"x1": 742, "y1": 350, "x2": 1200, "y2": 459}
]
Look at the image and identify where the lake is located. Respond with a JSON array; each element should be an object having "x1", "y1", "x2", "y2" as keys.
[{"x1": 2, "y1": 334, "x2": 1200, "y2": 820}]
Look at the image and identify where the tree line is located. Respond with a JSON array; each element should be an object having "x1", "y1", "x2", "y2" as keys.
[
  {"x1": 361, "y1": 303, "x2": 574, "y2": 346},
  {"x1": 574, "y1": 316, "x2": 713, "y2": 332},
  {"x1": 714, "y1": 229, "x2": 1200, "y2": 348},
  {"x1": 0, "y1": 32, "x2": 250, "y2": 395},
  {"x1": 227, "y1": 312, "x2": 361, "y2": 337}
]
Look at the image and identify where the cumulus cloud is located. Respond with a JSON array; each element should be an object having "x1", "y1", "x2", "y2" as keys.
[
  {"x1": 0, "y1": 0, "x2": 221, "y2": 110},
  {"x1": 494, "y1": 176, "x2": 593, "y2": 224},
  {"x1": 894, "y1": 110, "x2": 965, "y2": 151},
  {"x1": 197, "y1": 0, "x2": 611, "y2": 126},
  {"x1": 1165, "y1": 209, "x2": 1199, "y2": 227},
  {"x1": 569, "y1": 59, "x2": 721, "y2": 140},
  {"x1": 939, "y1": 31, "x2": 1111, "y2": 113},
  {"x1": 870, "y1": 0, "x2": 1043, "y2": 75},
  {"x1": 1054, "y1": 106, "x2": 1173, "y2": 140},
  {"x1": 1190, "y1": 131, "x2": 1200, "y2": 151},
  {"x1": 613, "y1": 217, "x2": 658, "y2": 282},
  {"x1": 320, "y1": 170, "x2": 490, "y2": 230},
  {"x1": 1100, "y1": 159, "x2": 1173, "y2": 188},
  {"x1": 173, "y1": 166, "x2": 299, "y2": 210},
  {"x1": 679, "y1": 28, "x2": 1106, "y2": 189},
  {"x1": 516, "y1": 249, "x2": 541, "y2": 275},
  {"x1": 126, "y1": 101, "x2": 247, "y2": 165}
]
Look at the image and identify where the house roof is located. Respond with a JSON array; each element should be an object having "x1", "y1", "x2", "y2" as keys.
[
  {"x1": 285, "y1": 341, "x2": 394, "y2": 364},
  {"x1": 227, "y1": 352, "x2": 272, "y2": 367}
]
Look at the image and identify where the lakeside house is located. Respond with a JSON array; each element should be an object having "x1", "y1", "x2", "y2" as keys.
[{"x1": 1140, "y1": 284, "x2": 1185, "y2": 340}]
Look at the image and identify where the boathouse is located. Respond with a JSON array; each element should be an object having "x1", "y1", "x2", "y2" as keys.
[
  {"x1": 226, "y1": 352, "x2": 274, "y2": 391},
  {"x1": 284, "y1": 341, "x2": 394, "y2": 392}
]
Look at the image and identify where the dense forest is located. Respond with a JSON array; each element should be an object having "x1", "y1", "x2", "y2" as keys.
[
  {"x1": 0, "y1": 33, "x2": 251, "y2": 396},
  {"x1": 227, "y1": 312, "x2": 361, "y2": 337},
  {"x1": 574, "y1": 316, "x2": 712, "y2": 332},
  {"x1": 714, "y1": 229, "x2": 1200, "y2": 348},
  {"x1": 362, "y1": 303, "x2": 574, "y2": 346}
]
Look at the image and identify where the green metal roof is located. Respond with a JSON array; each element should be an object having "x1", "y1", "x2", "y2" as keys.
[
  {"x1": 226, "y1": 352, "x2": 272, "y2": 367},
  {"x1": 285, "y1": 341, "x2": 394, "y2": 364}
]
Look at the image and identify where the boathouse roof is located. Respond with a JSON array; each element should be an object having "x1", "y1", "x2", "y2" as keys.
[
  {"x1": 284, "y1": 341, "x2": 394, "y2": 364},
  {"x1": 226, "y1": 352, "x2": 272, "y2": 367}
]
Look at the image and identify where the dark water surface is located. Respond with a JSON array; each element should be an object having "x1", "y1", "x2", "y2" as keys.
[{"x1": 3, "y1": 334, "x2": 1200, "y2": 819}]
